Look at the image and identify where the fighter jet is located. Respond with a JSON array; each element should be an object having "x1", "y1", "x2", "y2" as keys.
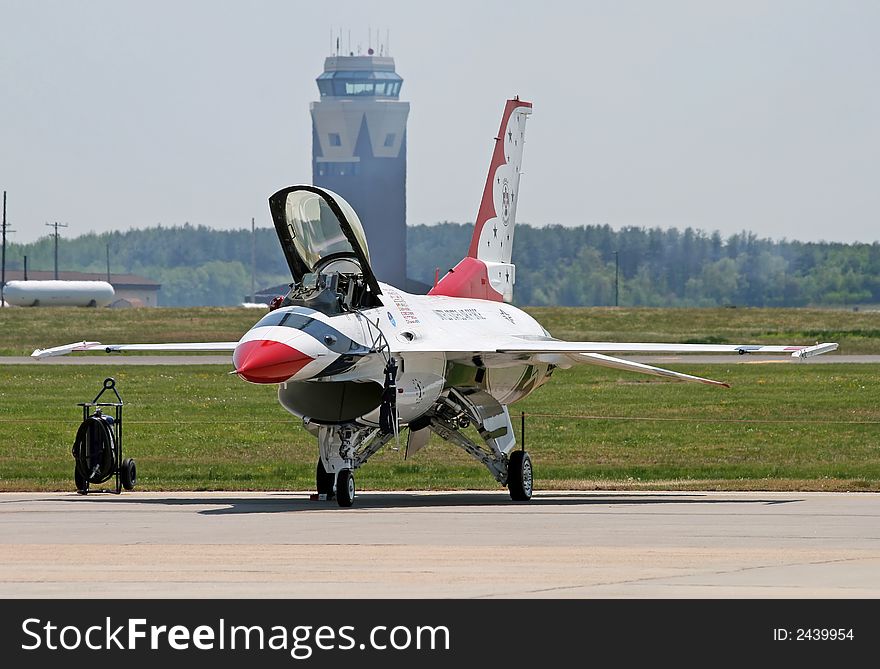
[{"x1": 33, "y1": 99, "x2": 838, "y2": 506}]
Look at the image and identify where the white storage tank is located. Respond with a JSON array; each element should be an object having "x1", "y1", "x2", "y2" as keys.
[{"x1": 4, "y1": 280, "x2": 115, "y2": 307}]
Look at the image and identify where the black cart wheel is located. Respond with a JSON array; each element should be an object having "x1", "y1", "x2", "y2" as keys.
[
  {"x1": 121, "y1": 458, "x2": 137, "y2": 490},
  {"x1": 74, "y1": 466, "x2": 89, "y2": 494},
  {"x1": 336, "y1": 469, "x2": 355, "y2": 508},
  {"x1": 508, "y1": 450, "x2": 533, "y2": 501},
  {"x1": 316, "y1": 458, "x2": 335, "y2": 499}
]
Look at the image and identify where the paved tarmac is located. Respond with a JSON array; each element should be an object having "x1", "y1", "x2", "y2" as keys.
[
  {"x1": 3, "y1": 355, "x2": 879, "y2": 365},
  {"x1": 1, "y1": 491, "x2": 878, "y2": 598}
]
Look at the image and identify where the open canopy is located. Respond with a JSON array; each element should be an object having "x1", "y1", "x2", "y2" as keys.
[{"x1": 268, "y1": 186, "x2": 380, "y2": 297}]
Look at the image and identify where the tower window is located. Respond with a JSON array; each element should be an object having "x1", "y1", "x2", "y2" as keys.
[
  {"x1": 383, "y1": 133, "x2": 396, "y2": 147},
  {"x1": 328, "y1": 133, "x2": 341, "y2": 146},
  {"x1": 317, "y1": 162, "x2": 359, "y2": 177}
]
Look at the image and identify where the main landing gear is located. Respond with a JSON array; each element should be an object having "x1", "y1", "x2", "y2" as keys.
[
  {"x1": 507, "y1": 450, "x2": 533, "y2": 501},
  {"x1": 426, "y1": 389, "x2": 535, "y2": 502}
]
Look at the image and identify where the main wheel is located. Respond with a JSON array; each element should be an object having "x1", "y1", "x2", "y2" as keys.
[
  {"x1": 336, "y1": 469, "x2": 355, "y2": 508},
  {"x1": 74, "y1": 466, "x2": 89, "y2": 494},
  {"x1": 316, "y1": 458, "x2": 335, "y2": 498},
  {"x1": 508, "y1": 450, "x2": 533, "y2": 501},
  {"x1": 121, "y1": 458, "x2": 137, "y2": 490}
]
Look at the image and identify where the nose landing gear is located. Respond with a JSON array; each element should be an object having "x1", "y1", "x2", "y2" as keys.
[
  {"x1": 313, "y1": 423, "x2": 394, "y2": 507},
  {"x1": 336, "y1": 469, "x2": 355, "y2": 507}
]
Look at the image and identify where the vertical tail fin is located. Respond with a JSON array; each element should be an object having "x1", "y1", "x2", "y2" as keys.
[{"x1": 429, "y1": 98, "x2": 532, "y2": 302}]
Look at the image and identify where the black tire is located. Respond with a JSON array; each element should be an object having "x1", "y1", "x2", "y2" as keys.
[
  {"x1": 336, "y1": 469, "x2": 355, "y2": 508},
  {"x1": 121, "y1": 458, "x2": 137, "y2": 490},
  {"x1": 316, "y1": 459, "x2": 335, "y2": 498},
  {"x1": 508, "y1": 450, "x2": 533, "y2": 501},
  {"x1": 74, "y1": 466, "x2": 89, "y2": 494}
]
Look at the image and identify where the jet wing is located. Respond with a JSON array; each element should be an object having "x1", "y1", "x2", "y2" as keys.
[
  {"x1": 426, "y1": 339, "x2": 838, "y2": 387},
  {"x1": 489, "y1": 340, "x2": 838, "y2": 386},
  {"x1": 31, "y1": 341, "x2": 238, "y2": 359},
  {"x1": 495, "y1": 341, "x2": 839, "y2": 359}
]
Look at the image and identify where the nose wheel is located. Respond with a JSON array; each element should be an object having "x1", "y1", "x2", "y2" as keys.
[
  {"x1": 508, "y1": 450, "x2": 533, "y2": 501},
  {"x1": 336, "y1": 469, "x2": 355, "y2": 507}
]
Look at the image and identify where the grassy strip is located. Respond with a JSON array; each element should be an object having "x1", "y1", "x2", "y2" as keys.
[
  {"x1": 0, "y1": 307, "x2": 256, "y2": 357},
  {"x1": 3, "y1": 306, "x2": 880, "y2": 357},
  {"x1": 1, "y1": 362, "x2": 878, "y2": 492}
]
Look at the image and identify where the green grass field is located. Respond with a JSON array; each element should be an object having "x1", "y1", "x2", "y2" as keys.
[
  {"x1": 1, "y1": 361, "x2": 878, "y2": 492},
  {"x1": 0, "y1": 307, "x2": 254, "y2": 357},
  {"x1": 2, "y1": 306, "x2": 880, "y2": 356}
]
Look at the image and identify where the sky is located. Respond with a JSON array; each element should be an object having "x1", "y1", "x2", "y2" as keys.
[{"x1": 1, "y1": 0, "x2": 878, "y2": 244}]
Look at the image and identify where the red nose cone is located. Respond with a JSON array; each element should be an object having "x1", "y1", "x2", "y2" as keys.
[{"x1": 233, "y1": 340, "x2": 314, "y2": 384}]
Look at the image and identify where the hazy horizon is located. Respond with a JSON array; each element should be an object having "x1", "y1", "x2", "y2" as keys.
[{"x1": 2, "y1": 1, "x2": 878, "y2": 244}]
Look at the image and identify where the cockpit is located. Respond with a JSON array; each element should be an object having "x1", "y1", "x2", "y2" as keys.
[{"x1": 268, "y1": 186, "x2": 382, "y2": 314}]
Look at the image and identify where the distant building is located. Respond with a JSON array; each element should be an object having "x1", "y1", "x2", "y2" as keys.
[
  {"x1": 3, "y1": 270, "x2": 160, "y2": 306},
  {"x1": 311, "y1": 53, "x2": 409, "y2": 287},
  {"x1": 250, "y1": 283, "x2": 290, "y2": 305}
]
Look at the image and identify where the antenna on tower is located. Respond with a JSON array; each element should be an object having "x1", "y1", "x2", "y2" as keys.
[
  {"x1": 368, "y1": 25, "x2": 371, "y2": 51},
  {"x1": 348, "y1": 29, "x2": 351, "y2": 55},
  {"x1": 387, "y1": 28, "x2": 390, "y2": 55}
]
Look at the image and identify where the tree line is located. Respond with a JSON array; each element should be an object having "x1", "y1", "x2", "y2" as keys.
[
  {"x1": 409, "y1": 224, "x2": 880, "y2": 307},
  {"x1": 5, "y1": 225, "x2": 292, "y2": 307},
  {"x1": 5, "y1": 223, "x2": 880, "y2": 307}
]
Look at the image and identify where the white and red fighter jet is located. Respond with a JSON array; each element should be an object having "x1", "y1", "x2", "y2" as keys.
[{"x1": 33, "y1": 99, "x2": 837, "y2": 506}]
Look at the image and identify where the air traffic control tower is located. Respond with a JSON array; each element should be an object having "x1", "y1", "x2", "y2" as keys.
[{"x1": 311, "y1": 53, "x2": 410, "y2": 286}]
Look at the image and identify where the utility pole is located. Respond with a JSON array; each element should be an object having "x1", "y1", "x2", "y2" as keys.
[
  {"x1": 1, "y1": 191, "x2": 15, "y2": 305},
  {"x1": 1, "y1": 191, "x2": 7, "y2": 304},
  {"x1": 614, "y1": 250, "x2": 620, "y2": 307},
  {"x1": 106, "y1": 242, "x2": 111, "y2": 283},
  {"x1": 250, "y1": 217, "x2": 256, "y2": 302},
  {"x1": 46, "y1": 221, "x2": 68, "y2": 280}
]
